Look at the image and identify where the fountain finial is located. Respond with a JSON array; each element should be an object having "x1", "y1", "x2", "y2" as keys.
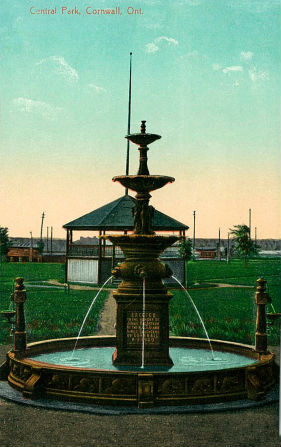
[{"x1": 141, "y1": 120, "x2": 146, "y2": 134}]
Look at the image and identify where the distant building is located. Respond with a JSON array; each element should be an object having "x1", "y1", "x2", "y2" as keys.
[
  {"x1": 7, "y1": 245, "x2": 41, "y2": 263},
  {"x1": 63, "y1": 194, "x2": 189, "y2": 285},
  {"x1": 8, "y1": 238, "x2": 65, "y2": 263},
  {"x1": 195, "y1": 248, "x2": 217, "y2": 259}
]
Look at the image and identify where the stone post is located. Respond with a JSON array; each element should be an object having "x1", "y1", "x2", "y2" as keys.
[
  {"x1": 255, "y1": 278, "x2": 271, "y2": 353},
  {"x1": 13, "y1": 277, "x2": 27, "y2": 354}
]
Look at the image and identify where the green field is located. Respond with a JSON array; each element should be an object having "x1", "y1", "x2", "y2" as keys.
[
  {"x1": 0, "y1": 259, "x2": 280, "y2": 346},
  {"x1": 170, "y1": 258, "x2": 281, "y2": 345},
  {"x1": 186, "y1": 258, "x2": 281, "y2": 288},
  {"x1": 170, "y1": 287, "x2": 257, "y2": 344},
  {"x1": 0, "y1": 263, "x2": 107, "y2": 344},
  {"x1": 0, "y1": 262, "x2": 66, "y2": 285}
]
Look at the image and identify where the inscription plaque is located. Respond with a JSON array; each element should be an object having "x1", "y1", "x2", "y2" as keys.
[{"x1": 126, "y1": 311, "x2": 160, "y2": 346}]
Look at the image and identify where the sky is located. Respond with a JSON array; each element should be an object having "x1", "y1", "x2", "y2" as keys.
[{"x1": 0, "y1": 0, "x2": 280, "y2": 239}]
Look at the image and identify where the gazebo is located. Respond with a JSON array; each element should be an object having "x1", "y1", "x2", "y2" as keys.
[{"x1": 63, "y1": 194, "x2": 188, "y2": 285}]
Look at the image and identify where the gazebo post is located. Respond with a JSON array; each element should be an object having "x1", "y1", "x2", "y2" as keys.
[
  {"x1": 112, "y1": 243, "x2": 116, "y2": 278},
  {"x1": 98, "y1": 230, "x2": 102, "y2": 285},
  {"x1": 180, "y1": 229, "x2": 187, "y2": 287},
  {"x1": 65, "y1": 230, "x2": 70, "y2": 283},
  {"x1": 102, "y1": 230, "x2": 106, "y2": 257}
]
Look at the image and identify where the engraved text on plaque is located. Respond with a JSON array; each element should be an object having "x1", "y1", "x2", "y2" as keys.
[{"x1": 126, "y1": 311, "x2": 160, "y2": 346}]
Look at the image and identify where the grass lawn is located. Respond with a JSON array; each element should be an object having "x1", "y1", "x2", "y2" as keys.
[
  {"x1": 0, "y1": 263, "x2": 66, "y2": 285},
  {"x1": 0, "y1": 259, "x2": 280, "y2": 346},
  {"x1": 186, "y1": 258, "x2": 281, "y2": 286},
  {"x1": 170, "y1": 287, "x2": 256, "y2": 344},
  {"x1": 170, "y1": 258, "x2": 281, "y2": 345},
  {"x1": 0, "y1": 263, "x2": 107, "y2": 344},
  {"x1": 186, "y1": 258, "x2": 281, "y2": 304}
]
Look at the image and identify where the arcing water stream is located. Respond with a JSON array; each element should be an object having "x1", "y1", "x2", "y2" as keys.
[
  {"x1": 172, "y1": 276, "x2": 215, "y2": 360},
  {"x1": 141, "y1": 277, "x2": 146, "y2": 368},
  {"x1": 72, "y1": 276, "x2": 113, "y2": 355}
]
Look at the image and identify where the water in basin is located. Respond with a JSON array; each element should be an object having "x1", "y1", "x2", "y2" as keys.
[{"x1": 29, "y1": 347, "x2": 257, "y2": 372}]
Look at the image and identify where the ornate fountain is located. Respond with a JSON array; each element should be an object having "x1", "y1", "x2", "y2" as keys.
[
  {"x1": 106, "y1": 120, "x2": 177, "y2": 366},
  {"x1": 0, "y1": 122, "x2": 278, "y2": 409}
]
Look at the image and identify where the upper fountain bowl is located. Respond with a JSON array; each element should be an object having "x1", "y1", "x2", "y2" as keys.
[
  {"x1": 113, "y1": 175, "x2": 175, "y2": 193},
  {"x1": 125, "y1": 133, "x2": 161, "y2": 147}
]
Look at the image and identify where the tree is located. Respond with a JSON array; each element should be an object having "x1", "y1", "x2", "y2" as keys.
[
  {"x1": 0, "y1": 226, "x2": 11, "y2": 262},
  {"x1": 179, "y1": 238, "x2": 192, "y2": 261},
  {"x1": 229, "y1": 224, "x2": 258, "y2": 268},
  {"x1": 37, "y1": 240, "x2": 45, "y2": 255}
]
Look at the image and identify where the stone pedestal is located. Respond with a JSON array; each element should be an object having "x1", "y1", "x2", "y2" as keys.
[
  {"x1": 113, "y1": 291, "x2": 173, "y2": 366},
  {"x1": 106, "y1": 234, "x2": 177, "y2": 366}
]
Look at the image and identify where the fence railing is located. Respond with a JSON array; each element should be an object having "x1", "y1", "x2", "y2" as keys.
[
  {"x1": 68, "y1": 245, "x2": 99, "y2": 257},
  {"x1": 68, "y1": 244, "x2": 180, "y2": 259}
]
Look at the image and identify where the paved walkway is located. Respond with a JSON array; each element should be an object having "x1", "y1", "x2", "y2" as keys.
[
  {"x1": 47, "y1": 280, "x2": 254, "y2": 291},
  {"x1": 208, "y1": 282, "x2": 253, "y2": 288}
]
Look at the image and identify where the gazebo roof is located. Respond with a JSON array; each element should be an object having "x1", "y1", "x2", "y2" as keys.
[{"x1": 63, "y1": 195, "x2": 188, "y2": 232}]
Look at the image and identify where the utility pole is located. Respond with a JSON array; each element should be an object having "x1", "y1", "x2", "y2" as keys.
[
  {"x1": 29, "y1": 231, "x2": 33, "y2": 262},
  {"x1": 125, "y1": 52, "x2": 133, "y2": 196},
  {"x1": 51, "y1": 226, "x2": 53, "y2": 255},
  {"x1": 218, "y1": 227, "x2": 221, "y2": 260},
  {"x1": 192, "y1": 210, "x2": 196, "y2": 258},
  {"x1": 40, "y1": 212, "x2": 45, "y2": 242},
  {"x1": 249, "y1": 208, "x2": 251, "y2": 239},
  {"x1": 255, "y1": 227, "x2": 257, "y2": 249},
  {"x1": 227, "y1": 232, "x2": 230, "y2": 264},
  {"x1": 46, "y1": 227, "x2": 49, "y2": 252}
]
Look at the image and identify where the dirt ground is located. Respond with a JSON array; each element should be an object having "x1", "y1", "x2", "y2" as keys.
[
  {"x1": 0, "y1": 396, "x2": 279, "y2": 447},
  {"x1": 0, "y1": 292, "x2": 280, "y2": 447}
]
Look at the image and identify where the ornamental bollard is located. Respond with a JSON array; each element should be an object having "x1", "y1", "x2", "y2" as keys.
[
  {"x1": 13, "y1": 277, "x2": 27, "y2": 354},
  {"x1": 255, "y1": 278, "x2": 271, "y2": 354}
]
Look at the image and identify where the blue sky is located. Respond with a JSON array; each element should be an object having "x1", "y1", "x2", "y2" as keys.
[{"x1": 0, "y1": 0, "x2": 280, "y2": 238}]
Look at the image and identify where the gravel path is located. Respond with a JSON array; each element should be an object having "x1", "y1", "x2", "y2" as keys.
[
  {"x1": 0, "y1": 375, "x2": 279, "y2": 447},
  {"x1": 208, "y1": 282, "x2": 253, "y2": 288},
  {"x1": 47, "y1": 280, "x2": 254, "y2": 291},
  {"x1": 48, "y1": 280, "x2": 111, "y2": 291},
  {"x1": 96, "y1": 290, "x2": 116, "y2": 336}
]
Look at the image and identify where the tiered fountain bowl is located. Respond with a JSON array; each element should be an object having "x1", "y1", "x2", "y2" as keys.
[{"x1": 3, "y1": 122, "x2": 277, "y2": 409}]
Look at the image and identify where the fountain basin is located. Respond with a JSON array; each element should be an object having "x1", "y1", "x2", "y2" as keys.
[
  {"x1": 105, "y1": 234, "x2": 178, "y2": 261},
  {"x1": 6, "y1": 336, "x2": 276, "y2": 408},
  {"x1": 112, "y1": 175, "x2": 175, "y2": 193},
  {"x1": 125, "y1": 132, "x2": 161, "y2": 146}
]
